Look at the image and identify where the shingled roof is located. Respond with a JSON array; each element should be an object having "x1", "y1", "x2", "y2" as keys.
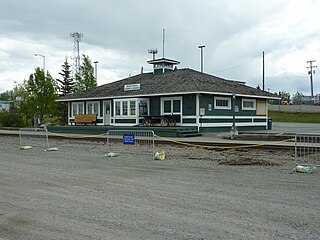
[{"x1": 58, "y1": 68, "x2": 277, "y2": 101}]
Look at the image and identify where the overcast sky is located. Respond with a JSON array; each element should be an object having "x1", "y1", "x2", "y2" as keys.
[{"x1": 1, "y1": 0, "x2": 320, "y2": 96}]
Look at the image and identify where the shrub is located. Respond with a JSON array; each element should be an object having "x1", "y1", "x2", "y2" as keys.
[{"x1": 0, "y1": 109, "x2": 24, "y2": 127}]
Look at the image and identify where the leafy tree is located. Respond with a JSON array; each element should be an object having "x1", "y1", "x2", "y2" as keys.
[
  {"x1": 24, "y1": 68, "x2": 57, "y2": 123},
  {"x1": 74, "y1": 54, "x2": 97, "y2": 92},
  {"x1": 279, "y1": 91, "x2": 291, "y2": 103},
  {"x1": 0, "y1": 91, "x2": 10, "y2": 100},
  {"x1": 293, "y1": 91, "x2": 303, "y2": 105}
]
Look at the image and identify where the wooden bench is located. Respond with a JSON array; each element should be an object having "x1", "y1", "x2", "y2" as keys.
[{"x1": 73, "y1": 114, "x2": 97, "y2": 125}]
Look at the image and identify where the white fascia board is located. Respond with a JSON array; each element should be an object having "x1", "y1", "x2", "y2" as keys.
[{"x1": 56, "y1": 91, "x2": 279, "y2": 102}]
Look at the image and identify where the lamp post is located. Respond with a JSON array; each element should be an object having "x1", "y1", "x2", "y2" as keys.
[
  {"x1": 94, "y1": 61, "x2": 98, "y2": 82},
  {"x1": 198, "y1": 45, "x2": 205, "y2": 73},
  {"x1": 34, "y1": 54, "x2": 46, "y2": 76}
]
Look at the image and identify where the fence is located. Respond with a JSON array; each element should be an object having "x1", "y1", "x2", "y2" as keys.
[
  {"x1": 19, "y1": 127, "x2": 50, "y2": 150},
  {"x1": 106, "y1": 130, "x2": 155, "y2": 159},
  {"x1": 295, "y1": 133, "x2": 320, "y2": 167}
]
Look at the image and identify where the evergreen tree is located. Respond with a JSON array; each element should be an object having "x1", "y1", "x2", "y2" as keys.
[
  {"x1": 74, "y1": 55, "x2": 97, "y2": 92},
  {"x1": 56, "y1": 57, "x2": 74, "y2": 96},
  {"x1": 56, "y1": 58, "x2": 74, "y2": 124}
]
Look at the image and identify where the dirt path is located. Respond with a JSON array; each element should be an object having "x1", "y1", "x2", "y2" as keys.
[{"x1": 0, "y1": 136, "x2": 319, "y2": 239}]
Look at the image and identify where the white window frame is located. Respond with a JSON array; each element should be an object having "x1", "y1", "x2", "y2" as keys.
[
  {"x1": 114, "y1": 98, "x2": 138, "y2": 117},
  {"x1": 214, "y1": 97, "x2": 231, "y2": 110},
  {"x1": 86, "y1": 101, "x2": 100, "y2": 115},
  {"x1": 161, "y1": 97, "x2": 182, "y2": 115},
  {"x1": 242, "y1": 98, "x2": 256, "y2": 111},
  {"x1": 71, "y1": 102, "x2": 84, "y2": 117}
]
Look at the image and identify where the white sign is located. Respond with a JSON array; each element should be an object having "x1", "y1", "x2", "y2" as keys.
[{"x1": 124, "y1": 83, "x2": 140, "y2": 91}]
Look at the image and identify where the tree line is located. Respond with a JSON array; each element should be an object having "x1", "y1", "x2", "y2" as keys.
[{"x1": 0, "y1": 55, "x2": 97, "y2": 127}]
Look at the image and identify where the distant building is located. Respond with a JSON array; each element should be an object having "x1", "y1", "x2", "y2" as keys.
[
  {"x1": 0, "y1": 101, "x2": 10, "y2": 111},
  {"x1": 57, "y1": 57, "x2": 279, "y2": 132}
]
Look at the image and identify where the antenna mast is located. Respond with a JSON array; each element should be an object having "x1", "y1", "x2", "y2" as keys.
[
  {"x1": 162, "y1": 28, "x2": 165, "y2": 58},
  {"x1": 70, "y1": 32, "x2": 83, "y2": 77}
]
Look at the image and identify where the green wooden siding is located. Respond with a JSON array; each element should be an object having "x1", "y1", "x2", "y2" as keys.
[
  {"x1": 100, "y1": 100, "x2": 103, "y2": 117},
  {"x1": 149, "y1": 96, "x2": 161, "y2": 116},
  {"x1": 182, "y1": 118, "x2": 196, "y2": 123},
  {"x1": 182, "y1": 94, "x2": 196, "y2": 116},
  {"x1": 199, "y1": 95, "x2": 265, "y2": 117}
]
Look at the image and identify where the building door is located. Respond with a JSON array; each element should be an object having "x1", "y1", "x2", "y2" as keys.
[{"x1": 104, "y1": 101, "x2": 111, "y2": 125}]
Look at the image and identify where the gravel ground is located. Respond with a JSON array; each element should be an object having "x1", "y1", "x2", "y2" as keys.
[{"x1": 0, "y1": 135, "x2": 320, "y2": 240}]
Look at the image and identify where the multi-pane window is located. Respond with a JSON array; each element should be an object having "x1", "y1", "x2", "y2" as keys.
[
  {"x1": 214, "y1": 97, "x2": 231, "y2": 109},
  {"x1": 122, "y1": 101, "x2": 128, "y2": 116},
  {"x1": 242, "y1": 99, "x2": 256, "y2": 110},
  {"x1": 87, "y1": 102, "x2": 99, "y2": 115},
  {"x1": 72, "y1": 102, "x2": 84, "y2": 116},
  {"x1": 130, "y1": 101, "x2": 136, "y2": 115},
  {"x1": 162, "y1": 97, "x2": 181, "y2": 114},
  {"x1": 114, "y1": 99, "x2": 137, "y2": 116},
  {"x1": 115, "y1": 101, "x2": 121, "y2": 116}
]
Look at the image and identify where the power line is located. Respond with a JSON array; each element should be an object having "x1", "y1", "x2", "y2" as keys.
[
  {"x1": 211, "y1": 53, "x2": 261, "y2": 74},
  {"x1": 265, "y1": 54, "x2": 306, "y2": 79}
]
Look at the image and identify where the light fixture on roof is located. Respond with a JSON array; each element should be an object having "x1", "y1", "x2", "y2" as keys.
[{"x1": 148, "y1": 49, "x2": 158, "y2": 60}]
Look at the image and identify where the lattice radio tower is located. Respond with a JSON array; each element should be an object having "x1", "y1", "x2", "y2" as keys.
[{"x1": 70, "y1": 32, "x2": 83, "y2": 77}]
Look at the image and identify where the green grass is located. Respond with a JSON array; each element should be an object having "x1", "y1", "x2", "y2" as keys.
[{"x1": 268, "y1": 110, "x2": 320, "y2": 123}]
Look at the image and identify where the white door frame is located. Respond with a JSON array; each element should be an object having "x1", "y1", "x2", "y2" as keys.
[{"x1": 103, "y1": 100, "x2": 112, "y2": 125}]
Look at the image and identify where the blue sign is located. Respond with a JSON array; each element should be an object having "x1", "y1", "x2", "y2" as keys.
[{"x1": 123, "y1": 133, "x2": 135, "y2": 145}]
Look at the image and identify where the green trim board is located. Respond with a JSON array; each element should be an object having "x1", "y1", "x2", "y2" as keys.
[
  {"x1": 182, "y1": 118, "x2": 197, "y2": 123},
  {"x1": 115, "y1": 119, "x2": 137, "y2": 124},
  {"x1": 199, "y1": 126, "x2": 266, "y2": 132}
]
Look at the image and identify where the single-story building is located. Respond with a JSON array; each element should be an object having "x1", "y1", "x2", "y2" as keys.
[
  {"x1": 0, "y1": 101, "x2": 11, "y2": 111},
  {"x1": 57, "y1": 58, "x2": 278, "y2": 132}
]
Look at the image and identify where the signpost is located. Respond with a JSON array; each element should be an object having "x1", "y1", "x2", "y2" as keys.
[{"x1": 123, "y1": 133, "x2": 135, "y2": 145}]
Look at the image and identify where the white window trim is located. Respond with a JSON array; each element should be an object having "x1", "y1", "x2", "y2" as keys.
[
  {"x1": 214, "y1": 97, "x2": 231, "y2": 110},
  {"x1": 86, "y1": 101, "x2": 100, "y2": 115},
  {"x1": 242, "y1": 98, "x2": 256, "y2": 111},
  {"x1": 161, "y1": 97, "x2": 182, "y2": 115},
  {"x1": 113, "y1": 98, "x2": 138, "y2": 117},
  {"x1": 71, "y1": 102, "x2": 84, "y2": 117}
]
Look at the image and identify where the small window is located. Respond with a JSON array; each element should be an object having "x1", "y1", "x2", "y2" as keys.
[
  {"x1": 242, "y1": 99, "x2": 256, "y2": 110},
  {"x1": 214, "y1": 97, "x2": 231, "y2": 110}
]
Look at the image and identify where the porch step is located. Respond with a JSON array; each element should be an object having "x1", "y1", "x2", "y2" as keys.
[{"x1": 177, "y1": 128, "x2": 201, "y2": 138}]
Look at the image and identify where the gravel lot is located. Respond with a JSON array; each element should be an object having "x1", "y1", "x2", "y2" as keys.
[{"x1": 0, "y1": 135, "x2": 320, "y2": 240}]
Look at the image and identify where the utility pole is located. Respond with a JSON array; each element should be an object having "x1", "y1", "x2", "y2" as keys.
[
  {"x1": 262, "y1": 51, "x2": 265, "y2": 91},
  {"x1": 306, "y1": 60, "x2": 317, "y2": 99}
]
